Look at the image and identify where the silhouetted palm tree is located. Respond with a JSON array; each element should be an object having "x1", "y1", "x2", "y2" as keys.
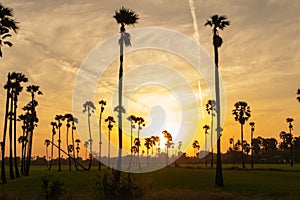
[
  {"x1": 75, "y1": 139, "x2": 81, "y2": 159},
  {"x1": 63, "y1": 113, "x2": 74, "y2": 171},
  {"x1": 206, "y1": 100, "x2": 216, "y2": 167},
  {"x1": 105, "y1": 116, "x2": 115, "y2": 168},
  {"x1": 83, "y1": 101, "x2": 96, "y2": 170},
  {"x1": 232, "y1": 101, "x2": 251, "y2": 169},
  {"x1": 203, "y1": 125, "x2": 210, "y2": 167},
  {"x1": 44, "y1": 139, "x2": 51, "y2": 167},
  {"x1": 55, "y1": 115, "x2": 63, "y2": 171},
  {"x1": 192, "y1": 140, "x2": 200, "y2": 157},
  {"x1": 249, "y1": 122, "x2": 255, "y2": 168},
  {"x1": 127, "y1": 115, "x2": 136, "y2": 170},
  {"x1": 287, "y1": 118, "x2": 294, "y2": 166},
  {"x1": 162, "y1": 130, "x2": 173, "y2": 166},
  {"x1": 113, "y1": 7, "x2": 139, "y2": 171},
  {"x1": 205, "y1": 14, "x2": 229, "y2": 187},
  {"x1": 135, "y1": 116, "x2": 145, "y2": 169},
  {"x1": 98, "y1": 100, "x2": 106, "y2": 171},
  {"x1": 0, "y1": 3, "x2": 19, "y2": 58},
  {"x1": 48, "y1": 121, "x2": 57, "y2": 170},
  {"x1": 144, "y1": 137, "x2": 152, "y2": 167}
]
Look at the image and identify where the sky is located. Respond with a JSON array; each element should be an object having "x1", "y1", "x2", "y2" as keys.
[{"x1": 0, "y1": 0, "x2": 300, "y2": 158}]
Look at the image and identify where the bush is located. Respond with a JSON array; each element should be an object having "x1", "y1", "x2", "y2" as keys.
[
  {"x1": 41, "y1": 174, "x2": 64, "y2": 200},
  {"x1": 94, "y1": 169, "x2": 144, "y2": 200}
]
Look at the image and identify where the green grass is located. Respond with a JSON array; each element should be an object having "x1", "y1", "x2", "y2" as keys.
[{"x1": 1, "y1": 165, "x2": 300, "y2": 199}]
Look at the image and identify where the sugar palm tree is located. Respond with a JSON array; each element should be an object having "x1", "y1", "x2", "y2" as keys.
[
  {"x1": 203, "y1": 124, "x2": 210, "y2": 167},
  {"x1": 206, "y1": 100, "x2": 216, "y2": 167},
  {"x1": 105, "y1": 116, "x2": 115, "y2": 168},
  {"x1": 55, "y1": 115, "x2": 63, "y2": 171},
  {"x1": 44, "y1": 139, "x2": 51, "y2": 167},
  {"x1": 113, "y1": 7, "x2": 139, "y2": 171},
  {"x1": 98, "y1": 100, "x2": 106, "y2": 171},
  {"x1": 75, "y1": 139, "x2": 81, "y2": 159},
  {"x1": 162, "y1": 130, "x2": 173, "y2": 166},
  {"x1": 192, "y1": 140, "x2": 200, "y2": 157},
  {"x1": 144, "y1": 137, "x2": 152, "y2": 167},
  {"x1": 249, "y1": 122, "x2": 255, "y2": 168},
  {"x1": 83, "y1": 101, "x2": 96, "y2": 170},
  {"x1": 135, "y1": 116, "x2": 145, "y2": 169},
  {"x1": 205, "y1": 15, "x2": 230, "y2": 187},
  {"x1": 232, "y1": 101, "x2": 251, "y2": 169},
  {"x1": 287, "y1": 118, "x2": 294, "y2": 166},
  {"x1": 0, "y1": 3, "x2": 19, "y2": 58},
  {"x1": 127, "y1": 115, "x2": 136, "y2": 170},
  {"x1": 48, "y1": 121, "x2": 57, "y2": 170},
  {"x1": 62, "y1": 113, "x2": 74, "y2": 171}
]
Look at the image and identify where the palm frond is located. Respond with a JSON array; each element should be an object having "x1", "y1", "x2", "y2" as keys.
[{"x1": 113, "y1": 6, "x2": 139, "y2": 25}]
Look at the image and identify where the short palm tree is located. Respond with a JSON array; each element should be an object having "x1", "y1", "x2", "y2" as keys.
[
  {"x1": 0, "y1": 3, "x2": 19, "y2": 58},
  {"x1": 162, "y1": 130, "x2": 173, "y2": 166},
  {"x1": 232, "y1": 101, "x2": 251, "y2": 169},
  {"x1": 44, "y1": 139, "x2": 51, "y2": 167},
  {"x1": 249, "y1": 122, "x2": 255, "y2": 168},
  {"x1": 192, "y1": 140, "x2": 200, "y2": 157},
  {"x1": 205, "y1": 14, "x2": 230, "y2": 187},
  {"x1": 98, "y1": 100, "x2": 106, "y2": 171},
  {"x1": 105, "y1": 116, "x2": 115, "y2": 168},
  {"x1": 113, "y1": 7, "x2": 139, "y2": 171},
  {"x1": 144, "y1": 137, "x2": 152, "y2": 167},
  {"x1": 75, "y1": 139, "x2": 81, "y2": 159},
  {"x1": 203, "y1": 125, "x2": 210, "y2": 167}
]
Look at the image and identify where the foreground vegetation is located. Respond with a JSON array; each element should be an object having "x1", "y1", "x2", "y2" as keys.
[{"x1": 0, "y1": 165, "x2": 300, "y2": 199}]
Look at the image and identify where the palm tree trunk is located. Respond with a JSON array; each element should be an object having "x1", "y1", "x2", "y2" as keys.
[
  {"x1": 117, "y1": 32, "x2": 124, "y2": 172},
  {"x1": 88, "y1": 110, "x2": 92, "y2": 171},
  {"x1": 49, "y1": 133, "x2": 54, "y2": 170},
  {"x1": 241, "y1": 124, "x2": 245, "y2": 168},
  {"x1": 71, "y1": 127, "x2": 79, "y2": 171},
  {"x1": 58, "y1": 126, "x2": 61, "y2": 171},
  {"x1": 214, "y1": 39, "x2": 224, "y2": 187},
  {"x1": 251, "y1": 131, "x2": 254, "y2": 168},
  {"x1": 9, "y1": 90, "x2": 15, "y2": 179},
  {"x1": 66, "y1": 126, "x2": 71, "y2": 171},
  {"x1": 205, "y1": 133, "x2": 207, "y2": 167},
  {"x1": 98, "y1": 112, "x2": 102, "y2": 171},
  {"x1": 127, "y1": 122, "x2": 133, "y2": 170},
  {"x1": 210, "y1": 113, "x2": 214, "y2": 167},
  {"x1": 108, "y1": 130, "x2": 111, "y2": 169},
  {"x1": 13, "y1": 94, "x2": 20, "y2": 178}
]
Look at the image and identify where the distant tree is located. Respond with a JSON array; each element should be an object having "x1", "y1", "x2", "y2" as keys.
[
  {"x1": 232, "y1": 101, "x2": 251, "y2": 168},
  {"x1": 98, "y1": 100, "x2": 106, "y2": 171},
  {"x1": 229, "y1": 137, "x2": 234, "y2": 151},
  {"x1": 144, "y1": 137, "x2": 152, "y2": 167},
  {"x1": 249, "y1": 122, "x2": 255, "y2": 168},
  {"x1": 192, "y1": 140, "x2": 200, "y2": 157},
  {"x1": 135, "y1": 117, "x2": 145, "y2": 169},
  {"x1": 113, "y1": 7, "x2": 139, "y2": 171},
  {"x1": 54, "y1": 115, "x2": 63, "y2": 171},
  {"x1": 203, "y1": 125, "x2": 210, "y2": 167},
  {"x1": 280, "y1": 129, "x2": 293, "y2": 167},
  {"x1": 44, "y1": 139, "x2": 51, "y2": 167},
  {"x1": 127, "y1": 115, "x2": 136, "y2": 170},
  {"x1": 162, "y1": 130, "x2": 173, "y2": 166},
  {"x1": 206, "y1": 100, "x2": 216, "y2": 167},
  {"x1": 62, "y1": 113, "x2": 74, "y2": 171},
  {"x1": 83, "y1": 101, "x2": 96, "y2": 170},
  {"x1": 75, "y1": 139, "x2": 81, "y2": 159},
  {"x1": 105, "y1": 116, "x2": 115, "y2": 168},
  {"x1": 48, "y1": 121, "x2": 57, "y2": 170},
  {"x1": 205, "y1": 14, "x2": 230, "y2": 187},
  {"x1": 0, "y1": 3, "x2": 19, "y2": 58}
]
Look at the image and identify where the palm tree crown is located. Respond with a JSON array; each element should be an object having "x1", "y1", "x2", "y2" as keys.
[
  {"x1": 113, "y1": 6, "x2": 139, "y2": 32},
  {"x1": 205, "y1": 15, "x2": 230, "y2": 47},
  {"x1": 232, "y1": 101, "x2": 251, "y2": 125}
]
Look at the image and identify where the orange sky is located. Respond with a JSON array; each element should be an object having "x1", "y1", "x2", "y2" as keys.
[{"x1": 0, "y1": 0, "x2": 299, "y2": 158}]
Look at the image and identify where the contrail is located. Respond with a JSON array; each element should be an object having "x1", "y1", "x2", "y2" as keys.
[
  {"x1": 188, "y1": 0, "x2": 200, "y2": 43},
  {"x1": 198, "y1": 80, "x2": 205, "y2": 119}
]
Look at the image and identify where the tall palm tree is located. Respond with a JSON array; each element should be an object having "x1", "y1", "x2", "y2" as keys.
[
  {"x1": 105, "y1": 116, "x2": 115, "y2": 169},
  {"x1": 127, "y1": 115, "x2": 136, "y2": 170},
  {"x1": 48, "y1": 121, "x2": 57, "y2": 170},
  {"x1": 98, "y1": 100, "x2": 106, "y2": 171},
  {"x1": 25, "y1": 85, "x2": 42, "y2": 176},
  {"x1": 113, "y1": 7, "x2": 139, "y2": 171},
  {"x1": 205, "y1": 14, "x2": 230, "y2": 187},
  {"x1": 249, "y1": 122, "x2": 255, "y2": 168},
  {"x1": 287, "y1": 118, "x2": 294, "y2": 166},
  {"x1": 206, "y1": 99, "x2": 216, "y2": 167},
  {"x1": 0, "y1": 3, "x2": 19, "y2": 58},
  {"x1": 44, "y1": 139, "x2": 51, "y2": 167},
  {"x1": 232, "y1": 101, "x2": 251, "y2": 169},
  {"x1": 63, "y1": 113, "x2": 74, "y2": 171},
  {"x1": 203, "y1": 124, "x2": 210, "y2": 167},
  {"x1": 55, "y1": 115, "x2": 63, "y2": 171},
  {"x1": 83, "y1": 101, "x2": 96, "y2": 170}
]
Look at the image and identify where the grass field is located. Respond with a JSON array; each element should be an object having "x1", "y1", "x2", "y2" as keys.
[{"x1": 0, "y1": 164, "x2": 300, "y2": 199}]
